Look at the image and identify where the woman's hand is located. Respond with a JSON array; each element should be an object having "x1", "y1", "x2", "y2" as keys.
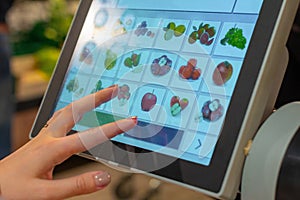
[{"x1": 0, "y1": 85, "x2": 137, "y2": 200}]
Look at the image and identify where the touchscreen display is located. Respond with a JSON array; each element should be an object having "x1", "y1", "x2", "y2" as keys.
[{"x1": 54, "y1": 0, "x2": 263, "y2": 167}]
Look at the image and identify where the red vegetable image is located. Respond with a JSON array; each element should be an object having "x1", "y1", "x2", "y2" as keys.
[
  {"x1": 151, "y1": 55, "x2": 172, "y2": 76},
  {"x1": 178, "y1": 58, "x2": 202, "y2": 80},
  {"x1": 212, "y1": 61, "x2": 233, "y2": 86},
  {"x1": 195, "y1": 99, "x2": 224, "y2": 122},
  {"x1": 141, "y1": 90, "x2": 157, "y2": 111}
]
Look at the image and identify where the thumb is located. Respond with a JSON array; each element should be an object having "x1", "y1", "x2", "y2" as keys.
[{"x1": 45, "y1": 171, "x2": 111, "y2": 199}]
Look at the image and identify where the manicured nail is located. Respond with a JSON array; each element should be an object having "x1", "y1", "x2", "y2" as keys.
[
  {"x1": 131, "y1": 116, "x2": 138, "y2": 124},
  {"x1": 94, "y1": 172, "x2": 111, "y2": 189}
]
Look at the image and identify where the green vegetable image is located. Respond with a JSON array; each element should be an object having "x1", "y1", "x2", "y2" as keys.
[
  {"x1": 91, "y1": 80, "x2": 103, "y2": 93},
  {"x1": 174, "y1": 25, "x2": 186, "y2": 37},
  {"x1": 104, "y1": 50, "x2": 117, "y2": 70},
  {"x1": 171, "y1": 103, "x2": 182, "y2": 116},
  {"x1": 124, "y1": 52, "x2": 141, "y2": 68},
  {"x1": 124, "y1": 57, "x2": 133, "y2": 68},
  {"x1": 163, "y1": 22, "x2": 186, "y2": 41},
  {"x1": 164, "y1": 29, "x2": 174, "y2": 41},
  {"x1": 221, "y1": 26, "x2": 247, "y2": 50},
  {"x1": 167, "y1": 22, "x2": 176, "y2": 30},
  {"x1": 66, "y1": 78, "x2": 79, "y2": 93}
]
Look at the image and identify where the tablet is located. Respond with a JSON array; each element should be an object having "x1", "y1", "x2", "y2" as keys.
[{"x1": 30, "y1": 0, "x2": 299, "y2": 199}]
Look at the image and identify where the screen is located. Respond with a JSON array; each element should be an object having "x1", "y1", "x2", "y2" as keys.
[{"x1": 54, "y1": 0, "x2": 264, "y2": 167}]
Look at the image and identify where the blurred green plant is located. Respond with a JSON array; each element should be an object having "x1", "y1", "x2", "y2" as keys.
[
  {"x1": 11, "y1": 0, "x2": 74, "y2": 77},
  {"x1": 34, "y1": 47, "x2": 61, "y2": 77}
]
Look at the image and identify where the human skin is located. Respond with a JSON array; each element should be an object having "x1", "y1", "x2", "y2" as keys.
[{"x1": 0, "y1": 85, "x2": 137, "y2": 200}]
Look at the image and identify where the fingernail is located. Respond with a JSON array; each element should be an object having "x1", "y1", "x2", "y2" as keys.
[
  {"x1": 94, "y1": 172, "x2": 111, "y2": 189},
  {"x1": 108, "y1": 84, "x2": 118, "y2": 88},
  {"x1": 131, "y1": 116, "x2": 138, "y2": 124}
]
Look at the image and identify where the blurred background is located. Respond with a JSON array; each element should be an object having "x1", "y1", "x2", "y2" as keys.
[
  {"x1": 1, "y1": 0, "x2": 299, "y2": 199},
  {"x1": 8, "y1": 0, "x2": 76, "y2": 109}
]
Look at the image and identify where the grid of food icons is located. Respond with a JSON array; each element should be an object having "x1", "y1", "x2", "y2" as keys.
[{"x1": 56, "y1": 1, "x2": 258, "y2": 164}]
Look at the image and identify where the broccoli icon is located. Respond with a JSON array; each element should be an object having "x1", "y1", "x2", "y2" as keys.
[{"x1": 221, "y1": 26, "x2": 247, "y2": 50}]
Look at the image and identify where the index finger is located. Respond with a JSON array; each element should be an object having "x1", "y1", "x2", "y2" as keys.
[
  {"x1": 45, "y1": 85, "x2": 119, "y2": 137},
  {"x1": 48, "y1": 117, "x2": 138, "y2": 165},
  {"x1": 71, "y1": 117, "x2": 137, "y2": 153}
]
